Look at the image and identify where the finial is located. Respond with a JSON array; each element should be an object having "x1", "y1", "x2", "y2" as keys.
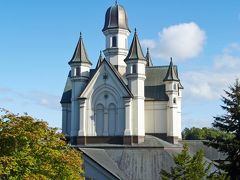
[
  {"x1": 147, "y1": 47, "x2": 149, "y2": 53},
  {"x1": 80, "y1": 32, "x2": 82, "y2": 38},
  {"x1": 170, "y1": 57, "x2": 173, "y2": 63},
  {"x1": 115, "y1": 0, "x2": 118, "y2": 5},
  {"x1": 100, "y1": 50, "x2": 102, "y2": 57},
  {"x1": 134, "y1": 28, "x2": 137, "y2": 33}
]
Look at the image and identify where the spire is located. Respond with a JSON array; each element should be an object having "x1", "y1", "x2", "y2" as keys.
[
  {"x1": 96, "y1": 50, "x2": 104, "y2": 69},
  {"x1": 68, "y1": 32, "x2": 92, "y2": 65},
  {"x1": 125, "y1": 29, "x2": 145, "y2": 61},
  {"x1": 163, "y1": 58, "x2": 180, "y2": 81},
  {"x1": 145, "y1": 48, "x2": 153, "y2": 67}
]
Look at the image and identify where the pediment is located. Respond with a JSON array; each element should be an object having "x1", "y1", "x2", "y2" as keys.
[{"x1": 80, "y1": 60, "x2": 132, "y2": 99}]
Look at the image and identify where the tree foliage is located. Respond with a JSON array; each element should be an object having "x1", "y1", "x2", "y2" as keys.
[
  {"x1": 160, "y1": 144, "x2": 226, "y2": 180},
  {"x1": 206, "y1": 79, "x2": 240, "y2": 180},
  {"x1": 182, "y1": 127, "x2": 233, "y2": 140},
  {"x1": 0, "y1": 108, "x2": 84, "y2": 179}
]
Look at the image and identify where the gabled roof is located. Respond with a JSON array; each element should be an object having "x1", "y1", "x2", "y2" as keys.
[
  {"x1": 145, "y1": 48, "x2": 153, "y2": 67},
  {"x1": 163, "y1": 58, "x2": 180, "y2": 82},
  {"x1": 125, "y1": 29, "x2": 145, "y2": 62},
  {"x1": 80, "y1": 59, "x2": 133, "y2": 98},
  {"x1": 68, "y1": 33, "x2": 92, "y2": 65},
  {"x1": 96, "y1": 51, "x2": 104, "y2": 69}
]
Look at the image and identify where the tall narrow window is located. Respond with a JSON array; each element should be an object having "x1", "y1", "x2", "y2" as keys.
[
  {"x1": 108, "y1": 103, "x2": 116, "y2": 136},
  {"x1": 132, "y1": 65, "x2": 137, "y2": 73},
  {"x1": 76, "y1": 67, "x2": 80, "y2": 76},
  {"x1": 173, "y1": 97, "x2": 176, "y2": 104},
  {"x1": 112, "y1": 36, "x2": 117, "y2": 47},
  {"x1": 96, "y1": 104, "x2": 104, "y2": 136}
]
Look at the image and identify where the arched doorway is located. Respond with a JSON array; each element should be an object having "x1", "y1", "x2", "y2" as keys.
[
  {"x1": 108, "y1": 103, "x2": 116, "y2": 136},
  {"x1": 95, "y1": 104, "x2": 104, "y2": 135}
]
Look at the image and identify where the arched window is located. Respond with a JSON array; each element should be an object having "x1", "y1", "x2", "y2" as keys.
[
  {"x1": 95, "y1": 104, "x2": 104, "y2": 135},
  {"x1": 108, "y1": 103, "x2": 116, "y2": 136},
  {"x1": 132, "y1": 65, "x2": 137, "y2": 73},
  {"x1": 173, "y1": 83, "x2": 177, "y2": 90},
  {"x1": 112, "y1": 36, "x2": 117, "y2": 47},
  {"x1": 76, "y1": 67, "x2": 80, "y2": 76},
  {"x1": 173, "y1": 97, "x2": 176, "y2": 104}
]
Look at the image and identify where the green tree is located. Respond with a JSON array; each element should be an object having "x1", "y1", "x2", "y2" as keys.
[
  {"x1": 182, "y1": 127, "x2": 232, "y2": 140},
  {"x1": 206, "y1": 79, "x2": 240, "y2": 180},
  {"x1": 0, "y1": 108, "x2": 84, "y2": 179},
  {"x1": 160, "y1": 144, "x2": 226, "y2": 180}
]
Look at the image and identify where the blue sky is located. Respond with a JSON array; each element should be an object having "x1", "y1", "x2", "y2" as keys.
[{"x1": 0, "y1": 0, "x2": 240, "y2": 129}]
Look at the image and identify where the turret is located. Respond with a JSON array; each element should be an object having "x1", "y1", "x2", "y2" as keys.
[
  {"x1": 124, "y1": 29, "x2": 146, "y2": 143},
  {"x1": 102, "y1": 2, "x2": 130, "y2": 75},
  {"x1": 68, "y1": 33, "x2": 92, "y2": 138},
  {"x1": 145, "y1": 48, "x2": 153, "y2": 67},
  {"x1": 163, "y1": 58, "x2": 182, "y2": 144}
]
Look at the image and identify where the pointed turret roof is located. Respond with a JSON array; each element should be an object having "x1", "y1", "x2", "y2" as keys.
[
  {"x1": 163, "y1": 58, "x2": 180, "y2": 81},
  {"x1": 145, "y1": 48, "x2": 153, "y2": 67},
  {"x1": 96, "y1": 51, "x2": 104, "y2": 69},
  {"x1": 125, "y1": 29, "x2": 145, "y2": 62},
  {"x1": 68, "y1": 32, "x2": 92, "y2": 65}
]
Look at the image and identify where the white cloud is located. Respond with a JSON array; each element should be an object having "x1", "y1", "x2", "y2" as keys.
[
  {"x1": 141, "y1": 22, "x2": 206, "y2": 62},
  {"x1": 183, "y1": 43, "x2": 240, "y2": 100}
]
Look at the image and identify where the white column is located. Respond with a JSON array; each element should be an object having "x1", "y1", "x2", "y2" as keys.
[
  {"x1": 62, "y1": 104, "x2": 67, "y2": 134},
  {"x1": 124, "y1": 97, "x2": 132, "y2": 135},
  {"x1": 78, "y1": 98, "x2": 86, "y2": 136}
]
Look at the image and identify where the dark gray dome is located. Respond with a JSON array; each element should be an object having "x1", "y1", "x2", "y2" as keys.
[{"x1": 102, "y1": 4, "x2": 130, "y2": 32}]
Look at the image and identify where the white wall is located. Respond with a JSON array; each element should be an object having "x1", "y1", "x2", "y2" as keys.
[{"x1": 145, "y1": 101, "x2": 167, "y2": 134}]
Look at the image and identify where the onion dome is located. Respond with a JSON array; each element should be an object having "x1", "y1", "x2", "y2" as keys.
[{"x1": 102, "y1": 2, "x2": 130, "y2": 32}]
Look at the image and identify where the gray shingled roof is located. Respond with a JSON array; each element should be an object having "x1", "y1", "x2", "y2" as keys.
[
  {"x1": 125, "y1": 30, "x2": 146, "y2": 61},
  {"x1": 145, "y1": 66, "x2": 179, "y2": 101},
  {"x1": 79, "y1": 136, "x2": 220, "y2": 180},
  {"x1": 68, "y1": 33, "x2": 92, "y2": 65}
]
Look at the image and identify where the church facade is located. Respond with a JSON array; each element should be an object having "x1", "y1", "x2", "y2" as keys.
[{"x1": 60, "y1": 3, "x2": 183, "y2": 145}]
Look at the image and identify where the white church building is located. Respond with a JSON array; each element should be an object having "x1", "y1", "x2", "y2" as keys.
[{"x1": 61, "y1": 2, "x2": 183, "y2": 145}]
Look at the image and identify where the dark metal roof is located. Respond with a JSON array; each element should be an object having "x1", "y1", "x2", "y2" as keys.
[
  {"x1": 60, "y1": 71, "x2": 72, "y2": 104},
  {"x1": 145, "y1": 66, "x2": 178, "y2": 101},
  {"x1": 145, "y1": 48, "x2": 153, "y2": 67},
  {"x1": 79, "y1": 136, "x2": 181, "y2": 180},
  {"x1": 68, "y1": 33, "x2": 92, "y2": 65},
  {"x1": 60, "y1": 69, "x2": 96, "y2": 104},
  {"x1": 163, "y1": 58, "x2": 180, "y2": 82},
  {"x1": 79, "y1": 137, "x2": 220, "y2": 180},
  {"x1": 102, "y1": 3, "x2": 130, "y2": 32},
  {"x1": 125, "y1": 30, "x2": 146, "y2": 62}
]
